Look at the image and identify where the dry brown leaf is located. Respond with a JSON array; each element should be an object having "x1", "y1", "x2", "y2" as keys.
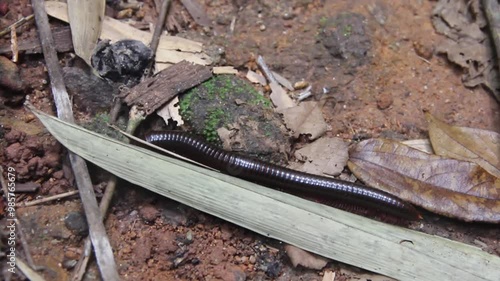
[
  {"x1": 402, "y1": 139, "x2": 433, "y2": 154},
  {"x1": 246, "y1": 70, "x2": 267, "y2": 85},
  {"x1": 272, "y1": 71, "x2": 294, "y2": 91},
  {"x1": 284, "y1": 245, "x2": 329, "y2": 270},
  {"x1": 294, "y1": 137, "x2": 348, "y2": 176},
  {"x1": 270, "y1": 81, "x2": 295, "y2": 110},
  {"x1": 347, "y1": 139, "x2": 500, "y2": 222},
  {"x1": 279, "y1": 101, "x2": 327, "y2": 140},
  {"x1": 426, "y1": 112, "x2": 500, "y2": 178}
]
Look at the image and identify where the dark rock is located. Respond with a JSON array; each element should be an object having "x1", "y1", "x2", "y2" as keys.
[
  {"x1": 64, "y1": 211, "x2": 89, "y2": 235},
  {"x1": 0, "y1": 56, "x2": 25, "y2": 93},
  {"x1": 63, "y1": 66, "x2": 117, "y2": 113}
]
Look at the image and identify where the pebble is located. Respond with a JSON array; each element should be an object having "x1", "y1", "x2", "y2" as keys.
[
  {"x1": 62, "y1": 259, "x2": 78, "y2": 269},
  {"x1": 293, "y1": 80, "x2": 309, "y2": 90},
  {"x1": 138, "y1": 204, "x2": 159, "y2": 223},
  {"x1": 64, "y1": 211, "x2": 89, "y2": 235},
  {"x1": 282, "y1": 12, "x2": 295, "y2": 20},
  {"x1": 0, "y1": 56, "x2": 24, "y2": 92},
  {"x1": 376, "y1": 92, "x2": 393, "y2": 110},
  {"x1": 259, "y1": 24, "x2": 266, "y2": 31},
  {"x1": 249, "y1": 255, "x2": 256, "y2": 264},
  {"x1": 413, "y1": 41, "x2": 434, "y2": 60}
]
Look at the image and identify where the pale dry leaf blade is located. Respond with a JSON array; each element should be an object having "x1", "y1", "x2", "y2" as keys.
[
  {"x1": 426, "y1": 112, "x2": 500, "y2": 178},
  {"x1": 29, "y1": 107, "x2": 500, "y2": 281},
  {"x1": 67, "y1": 0, "x2": 104, "y2": 64},
  {"x1": 348, "y1": 139, "x2": 500, "y2": 222}
]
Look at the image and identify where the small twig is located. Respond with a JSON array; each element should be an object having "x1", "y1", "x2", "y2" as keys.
[
  {"x1": 146, "y1": 0, "x2": 171, "y2": 76},
  {"x1": 256, "y1": 55, "x2": 278, "y2": 84},
  {"x1": 0, "y1": 14, "x2": 34, "y2": 37},
  {"x1": 10, "y1": 27, "x2": 18, "y2": 62},
  {"x1": 16, "y1": 190, "x2": 79, "y2": 207},
  {"x1": 31, "y1": 0, "x2": 120, "y2": 280},
  {"x1": 416, "y1": 55, "x2": 431, "y2": 64},
  {"x1": 297, "y1": 85, "x2": 313, "y2": 102},
  {"x1": 230, "y1": 16, "x2": 236, "y2": 34}
]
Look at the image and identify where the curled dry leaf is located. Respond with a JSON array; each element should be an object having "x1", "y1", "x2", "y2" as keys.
[
  {"x1": 279, "y1": 101, "x2": 328, "y2": 140},
  {"x1": 294, "y1": 137, "x2": 348, "y2": 176},
  {"x1": 426, "y1": 112, "x2": 500, "y2": 178},
  {"x1": 347, "y1": 139, "x2": 500, "y2": 222},
  {"x1": 284, "y1": 245, "x2": 329, "y2": 270}
]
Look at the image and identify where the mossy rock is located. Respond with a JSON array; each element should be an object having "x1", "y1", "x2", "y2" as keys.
[{"x1": 179, "y1": 74, "x2": 289, "y2": 164}]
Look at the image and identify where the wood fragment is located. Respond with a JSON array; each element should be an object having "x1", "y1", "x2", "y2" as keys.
[
  {"x1": 0, "y1": 26, "x2": 73, "y2": 55},
  {"x1": 213, "y1": 66, "x2": 238, "y2": 74},
  {"x1": 121, "y1": 60, "x2": 212, "y2": 115},
  {"x1": 31, "y1": 0, "x2": 120, "y2": 280},
  {"x1": 13, "y1": 182, "x2": 40, "y2": 193}
]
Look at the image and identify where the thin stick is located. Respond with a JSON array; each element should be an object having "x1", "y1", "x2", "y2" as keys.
[
  {"x1": 16, "y1": 190, "x2": 79, "y2": 207},
  {"x1": 31, "y1": 1, "x2": 120, "y2": 280},
  {"x1": 256, "y1": 55, "x2": 278, "y2": 84},
  {"x1": 71, "y1": 178, "x2": 116, "y2": 281},
  {"x1": 150, "y1": 0, "x2": 170, "y2": 54},
  {"x1": 0, "y1": 14, "x2": 34, "y2": 37}
]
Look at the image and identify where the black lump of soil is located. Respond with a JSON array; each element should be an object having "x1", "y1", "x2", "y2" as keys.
[
  {"x1": 91, "y1": 39, "x2": 153, "y2": 87},
  {"x1": 178, "y1": 75, "x2": 289, "y2": 164}
]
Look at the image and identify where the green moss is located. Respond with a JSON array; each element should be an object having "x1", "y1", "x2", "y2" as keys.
[
  {"x1": 81, "y1": 112, "x2": 126, "y2": 141},
  {"x1": 179, "y1": 90, "x2": 199, "y2": 121},
  {"x1": 343, "y1": 24, "x2": 352, "y2": 37},
  {"x1": 179, "y1": 75, "x2": 273, "y2": 143},
  {"x1": 319, "y1": 16, "x2": 328, "y2": 28},
  {"x1": 203, "y1": 108, "x2": 228, "y2": 142},
  {"x1": 249, "y1": 91, "x2": 272, "y2": 108}
]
